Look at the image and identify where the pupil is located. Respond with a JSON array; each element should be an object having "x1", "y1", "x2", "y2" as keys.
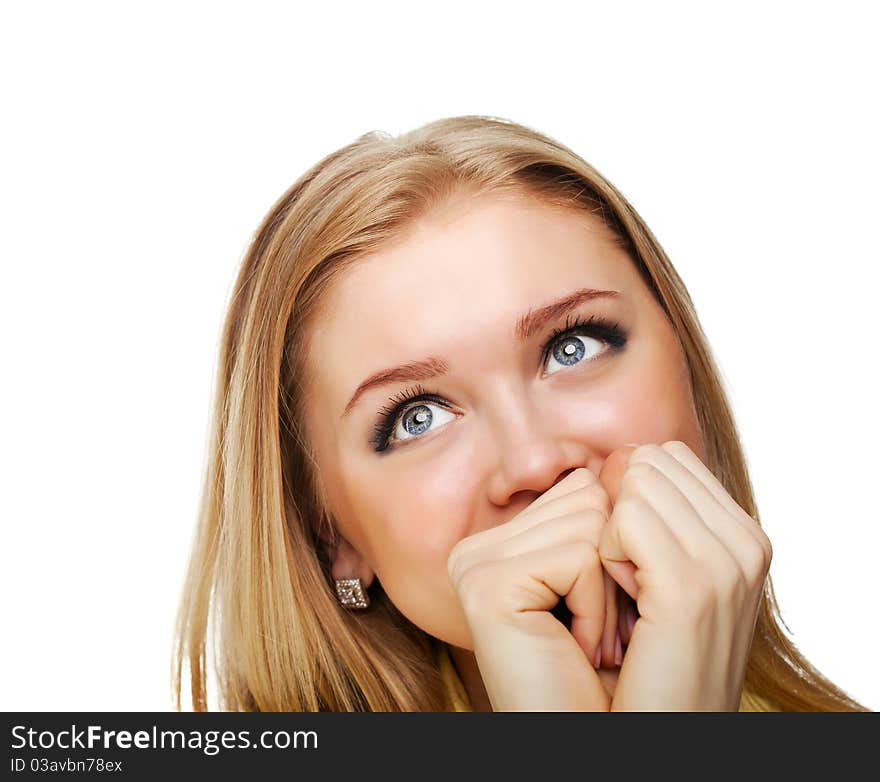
[
  {"x1": 554, "y1": 336, "x2": 585, "y2": 366},
  {"x1": 404, "y1": 405, "x2": 433, "y2": 435}
]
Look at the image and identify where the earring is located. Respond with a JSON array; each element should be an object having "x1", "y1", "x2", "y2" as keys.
[{"x1": 335, "y1": 577, "x2": 370, "y2": 609}]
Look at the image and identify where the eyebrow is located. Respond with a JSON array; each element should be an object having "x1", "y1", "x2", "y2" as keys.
[{"x1": 341, "y1": 286, "x2": 621, "y2": 418}]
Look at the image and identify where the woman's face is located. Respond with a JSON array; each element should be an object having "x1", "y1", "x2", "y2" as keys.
[{"x1": 301, "y1": 190, "x2": 705, "y2": 648}]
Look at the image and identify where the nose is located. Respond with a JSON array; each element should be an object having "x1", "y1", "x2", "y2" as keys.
[
  {"x1": 554, "y1": 467, "x2": 578, "y2": 485},
  {"x1": 484, "y1": 387, "x2": 591, "y2": 508}
]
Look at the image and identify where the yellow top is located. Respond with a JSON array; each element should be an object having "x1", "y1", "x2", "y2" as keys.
[
  {"x1": 436, "y1": 640, "x2": 473, "y2": 712},
  {"x1": 435, "y1": 641, "x2": 779, "y2": 712}
]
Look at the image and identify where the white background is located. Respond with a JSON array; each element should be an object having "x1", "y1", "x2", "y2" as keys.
[{"x1": 1, "y1": 1, "x2": 877, "y2": 711}]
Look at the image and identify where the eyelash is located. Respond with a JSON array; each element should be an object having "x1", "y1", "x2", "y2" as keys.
[{"x1": 369, "y1": 313, "x2": 628, "y2": 453}]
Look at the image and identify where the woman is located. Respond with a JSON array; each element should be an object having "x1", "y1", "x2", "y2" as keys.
[{"x1": 173, "y1": 115, "x2": 868, "y2": 711}]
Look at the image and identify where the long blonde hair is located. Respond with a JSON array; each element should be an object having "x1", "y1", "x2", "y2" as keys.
[{"x1": 173, "y1": 115, "x2": 868, "y2": 711}]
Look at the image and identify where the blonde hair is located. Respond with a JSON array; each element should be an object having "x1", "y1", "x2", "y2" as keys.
[{"x1": 173, "y1": 115, "x2": 868, "y2": 712}]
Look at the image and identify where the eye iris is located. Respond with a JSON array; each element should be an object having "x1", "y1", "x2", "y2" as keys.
[
  {"x1": 553, "y1": 336, "x2": 586, "y2": 366},
  {"x1": 403, "y1": 405, "x2": 433, "y2": 436}
]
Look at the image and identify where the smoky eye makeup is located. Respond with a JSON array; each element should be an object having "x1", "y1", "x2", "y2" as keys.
[{"x1": 368, "y1": 312, "x2": 628, "y2": 453}]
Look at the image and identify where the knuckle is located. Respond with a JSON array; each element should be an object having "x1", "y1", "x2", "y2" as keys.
[
  {"x1": 606, "y1": 496, "x2": 650, "y2": 545},
  {"x1": 752, "y1": 518, "x2": 773, "y2": 563},
  {"x1": 546, "y1": 512, "x2": 608, "y2": 548},
  {"x1": 572, "y1": 466, "x2": 596, "y2": 483},
  {"x1": 446, "y1": 542, "x2": 463, "y2": 573},
  {"x1": 455, "y1": 561, "x2": 513, "y2": 619},
  {"x1": 742, "y1": 536, "x2": 772, "y2": 582},
  {"x1": 662, "y1": 440, "x2": 692, "y2": 457},
  {"x1": 583, "y1": 483, "x2": 613, "y2": 516},
  {"x1": 453, "y1": 559, "x2": 494, "y2": 599},
  {"x1": 759, "y1": 531, "x2": 773, "y2": 566},
  {"x1": 541, "y1": 483, "x2": 611, "y2": 522},
  {"x1": 709, "y1": 561, "x2": 755, "y2": 613},
  {"x1": 721, "y1": 565, "x2": 749, "y2": 600},
  {"x1": 537, "y1": 484, "x2": 611, "y2": 523},
  {"x1": 733, "y1": 514, "x2": 773, "y2": 568},
  {"x1": 624, "y1": 461, "x2": 659, "y2": 489},
  {"x1": 447, "y1": 538, "x2": 476, "y2": 581},
  {"x1": 558, "y1": 467, "x2": 596, "y2": 491},
  {"x1": 703, "y1": 550, "x2": 746, "y2": 594},
  {"x1": 612, "y1": 494, "x2": 651, "y2": 527},
  {"x1": 574, "y1": 505, "x2": 608, "y2": 530},
  {"x1": 740, "y1": 552, "x2": 763, "y2": 583},
  {"x1": 580, "y1": 543, "x2": 601, "y2": 573}
]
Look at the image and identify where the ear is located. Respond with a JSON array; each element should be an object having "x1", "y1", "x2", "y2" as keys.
[{"x1": 328, "y1": 535, "x2": 376, "y2": 589}]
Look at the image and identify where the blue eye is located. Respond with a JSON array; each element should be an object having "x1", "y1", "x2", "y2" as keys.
[
  {"x1": 369, "y1": 314, "x2": 628, "y2": 453},
  {"x1": 374, "y1": 399, "x2": 457, "y2": 451},
  {"x1": 540, "y1": 313, "x2": 628, "y2": 367},
  {"x1": 545, "y1": 332, "x2": 603, "y2": 374}
]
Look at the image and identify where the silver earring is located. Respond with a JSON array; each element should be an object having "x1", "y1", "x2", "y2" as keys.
[{"x1": 335, "y1": 577, "x2": 370, "y2": 609}]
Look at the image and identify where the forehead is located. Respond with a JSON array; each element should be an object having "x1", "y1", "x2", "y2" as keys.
[{"x1": 307, "y1": 192, "x2": 640, "y2": 409}]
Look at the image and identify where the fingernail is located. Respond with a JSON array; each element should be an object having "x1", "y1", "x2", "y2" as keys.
[
  {"x1": 593, "y1": 645, "x2": 602, "y2": 669},
  {"x1": 614, "y1": 631, "x2": 623, "y2": 666},
  {"x1": 624, "y1": 442, "x2": 640, "y2": 448}
]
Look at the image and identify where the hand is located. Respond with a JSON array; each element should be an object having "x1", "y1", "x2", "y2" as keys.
[
  {"x1": 598, "y1": 441, "x2": 773, "y2": 711},
  {"x1": 595, "y1": 452, "x2": 641, "y2": 673},
  {"x1": 447, "y1": 466, "x2": 615, "y2": 711}
]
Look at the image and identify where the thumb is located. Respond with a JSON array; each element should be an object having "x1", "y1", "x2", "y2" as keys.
[
  {"x1": 601, "y1": 559, "x2": 639, "y2": 601},
  {"x1": 597, "y1": 444, "x2": 640, "y2": 600},
  {"x1": 596, "y1": 444, "x2": 639, "y2": 506}
]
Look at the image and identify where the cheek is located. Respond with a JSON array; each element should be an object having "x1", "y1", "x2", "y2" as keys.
[
  {"x1": 559, "y1": 368, "x2": 698, "y2": 448},
  {"x1": 371, "y1": 473, "x2": 470, "y2": 567},
  {"x1": 339, "y1": 456, "x2": 470, "y2": 575},
  {"x1": 556, "y1": 393, "x2": 666, "y2": 445},
  {"x1": 339, "y1": 459, "x2": 478, "y2": 646},
  {"x1": 305, "y1": 456, "x2": 457, "y2": 639}
]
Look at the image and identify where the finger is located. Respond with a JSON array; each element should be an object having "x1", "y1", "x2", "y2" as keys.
[
  {"x1": 623, "y1": 458, "x2": 730, "y2": 561},
  {"x1": 618, "y1": 589, "x2": 637, "y2": 647},
  {"x1": 505, "y1": 480, "x2": 611, "y2": 538},
  {"x1": 483, "y1": 511, "x2": 617, "y2": 670},
  {"x1": 631, "y1": 444, "x2": 763, "y2": 567},
  {"x1": 495, "y1": 542, "x2": 607, "y2": 666},
  {"x1": 600, "y1": 571, "x2": 619, "y2": 669},
  {"x1": 658, "y1": 441, "x2": 744, "y2": 518},
  {"x1": 524, "y1": 466, "x2": 598, "y2": 515},
  {"x1": 605, "y1": 560, "x2": 639, "y2": 601},
  {"x1": 507, "y1": 471, "x2": 611, "y2": 530},
  {"x1": 597, "y1": 445, "x2": 639, "y2": 505},
  {"x1": 661, "y1": 440, "x2": 773, "y2": 557},
  {"x1": 598, "y1": 493, "x2": 688, "y2": 601},
  {"x1": 484, "y1": 509, "x2": 607, "y2": 561},
  {"x1": 458, "y1": 477, "x2": 611, "y2": 558},
  {"x1": 562, "y1": 546, "x2": 607, "y2": 668}
]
